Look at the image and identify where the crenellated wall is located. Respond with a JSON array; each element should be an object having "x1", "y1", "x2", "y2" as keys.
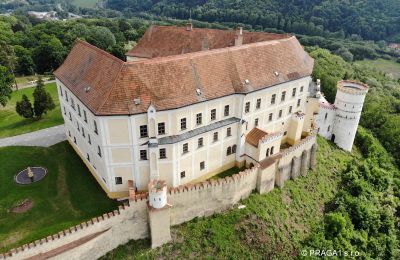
[{"x1": 1, "y1": 135, "x2": 317, "y2": 259}]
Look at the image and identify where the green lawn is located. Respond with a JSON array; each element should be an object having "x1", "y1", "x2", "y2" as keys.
[
  {"x1": 0, "y1": 83, "x2": 64, "y2": 138},
  {"x1": 0, "y1": 142, "x2": 118, "y2": 252},
  {"x1": 104, "y1": 137, "x2": 359, "y2": 259},
  {"x1": 355, "y1": 58, "x2": 400, "y2": 79},
  {"x1": 209, "y1": 166, "x2": 245, "y2": 180},
  {"x1": 72, "y1": 0, "x2": 98, "y2": 8}
]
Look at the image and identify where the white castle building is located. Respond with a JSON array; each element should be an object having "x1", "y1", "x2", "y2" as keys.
[{"x1": 53, "y1": 25, "x2": 367, "y2": 199}]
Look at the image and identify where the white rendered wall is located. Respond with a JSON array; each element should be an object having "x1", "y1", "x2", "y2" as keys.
[{"x1": 315, "y1": 106, "x2": 336, "y2": 139}]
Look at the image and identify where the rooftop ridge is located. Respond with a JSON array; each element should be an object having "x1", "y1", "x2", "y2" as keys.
[{"x1": 74, "y1": 39, "x2": 125, "y2": 64}]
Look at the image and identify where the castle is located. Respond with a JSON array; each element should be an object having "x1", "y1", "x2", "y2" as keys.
[
  {"x1": 53, "y1": 25, "x2": 367, "y2": 199},
  {"x1": 1, "y1": 25, "x2": 369, "y2": 259}
]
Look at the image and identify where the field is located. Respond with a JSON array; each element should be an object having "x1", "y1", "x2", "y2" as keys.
[
  {"x1": 104, "y1": 137, "x2": 360, "y2": 259},
  {"x1": 72, "y1": 0, "x2": 98, "y2": 8},
  {"x1": 355, "y1": 58, "x2": 400, "y2": 79},
  {"x1": 0, "y1": 142, "x2": 118, "y2": 252},
  {"x1": 0, "y1": 83, "x2": 64, "y2": 138}
]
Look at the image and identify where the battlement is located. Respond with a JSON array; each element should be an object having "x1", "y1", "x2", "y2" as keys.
[
  {"x1": 337, "y1": 80, "x2": 368, "y2": 95},
  {"x1": 280, "y1": 134, "x2": 317, "y2": 157}
]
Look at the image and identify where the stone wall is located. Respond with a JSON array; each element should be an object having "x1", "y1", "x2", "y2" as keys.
[{"x1": 1, "y1": 135, "x2": 317, "y2": 259}]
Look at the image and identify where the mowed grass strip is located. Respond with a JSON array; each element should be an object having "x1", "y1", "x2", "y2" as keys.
[
  {"x1": 104, "y1": 137, "x2": 359, "y2": 259},
  {"x1": 0, "y1": 142, "x2": 118, "y2": 252},
  {"x1": 0, "y1": 83, "x2": 64, "y2": 139}
]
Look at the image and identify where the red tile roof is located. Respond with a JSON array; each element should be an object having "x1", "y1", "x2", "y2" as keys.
[
  {"x1": 54, "y1": 26, "x2": 314, "y2": 116},
  {"x1": 126, "y1": 25, "x2": 291, "y2": 58},
  {"x1": 246, "y1": 128, "x2": 269, "y2": 148}
]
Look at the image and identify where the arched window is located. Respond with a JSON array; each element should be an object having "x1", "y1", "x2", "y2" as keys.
[
  {"x1": 270, "y1": 146, "x2": 274, "y2": 155},
  {"x1": 266, "y1": 148, "x2": 270, "y2": 157},
  {"x1": 232, "y1": 145, "x2": 237, "y2": 154},
  {"x1": 227, "y1": 147, "x2": 232, "y2": 156}
]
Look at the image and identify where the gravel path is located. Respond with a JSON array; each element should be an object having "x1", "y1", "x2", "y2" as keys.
[{"x1": 0, "y1": 125, "x2": 66, "y2": 147}]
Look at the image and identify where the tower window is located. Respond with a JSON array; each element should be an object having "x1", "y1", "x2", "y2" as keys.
[
  {"x1": 140, "y1": 150, "x2": 147, "y2": 160},
  {"x1": 183, "y1": 143, "x2": 189, "y2": 154},
  {"x1": 256, "y1": 98, "x2": 261, "y2": 109},
  {"x1": 227, "y1": 147, "x2": 232, "y2": 155},
  {"x1": 232, "y1": 145, "x2": 237, "y2": 153},
  {"x1": 211, "y1": 109, "x2": 216, "y2": 121},
  {"x1": 325, "y1": 113, "x2": 328, "y2": 120},
  {"x1": 180, "y1": 171, "x2": 185, "y2": 178},
  {"x1": 181, "y1": 118, "x2": 187, "y2": 130},
  {"x1": 271, "y1": 94, "x2": 276, "y2": 104},
  {"x1": 115, "y1": 177, "x2": 122, "y2": 185},
  {"x1": 159, "y1": 148, "x2": 166, "y2": 159},
  {"x1": 140, "y1": 125, "x2": 148, "y2": 138},
  {"x1": 224, "y1": 105, "x2": 230, "y2": 116},
  {"x1": 158, "y1": 122, "x2": 165, "y2": 135},
  {"x1": 270, "y1": 146, "x2": 274, "y2": 155},
  {"x1": 245, "y1": 102, "x2": 250, "y2": 113},
  {"x1": 266, "y1": 148, "x2": 270, "y2": 157},
  {"x1": 196, "y1": 113, "x2": 202, "y2": 125},
  {"x1": 200, "y1": 161, "x2": 205, "y2": 170}
]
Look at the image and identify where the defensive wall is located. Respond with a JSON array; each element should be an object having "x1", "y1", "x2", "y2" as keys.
[{"x1": 1, "y1": 135, "x2": 317, "y2": 259}]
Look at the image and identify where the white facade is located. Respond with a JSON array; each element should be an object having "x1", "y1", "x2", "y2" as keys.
[
  {"x1": 56, "y1": 76, "x2": 313, "y2": 198},
  {"x1": 315, "y1": 80, "x2": 368, "y2": 152}
]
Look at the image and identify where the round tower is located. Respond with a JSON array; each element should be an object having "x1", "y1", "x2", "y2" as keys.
[
  {"x1": 332, "y1": 80, "x2": 368, "y2": 152},
  {"x1": 148, "y1": 179, "x2": 167, "y2": 209}
]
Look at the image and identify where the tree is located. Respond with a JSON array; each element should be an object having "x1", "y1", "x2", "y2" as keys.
[
  {"x1": 16, "y1": 94, "x2": 33, "y2": 118},
  {"x1": 0, "y1": 65, "x2": 14, "y2": 107},
  {"x1": 33, "y1": 78, "x2": 55, "y2": 118},
  {"x1": 334, "y1": 47, "x2": 354, "y2": 62},
  {"x1": 87, "y1": 26, "x2": 116, "y2": 50},
  {"x1": 33, "y1": 35, "x2": 65, "y2": 74}
]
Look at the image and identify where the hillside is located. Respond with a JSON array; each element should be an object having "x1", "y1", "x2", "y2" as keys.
[
  {"x1": 103, "y1": 137, "x2": 360, "y2": 258},
  {"x1": 105, "y1": 0, "x2": 400, "y2": 41}
]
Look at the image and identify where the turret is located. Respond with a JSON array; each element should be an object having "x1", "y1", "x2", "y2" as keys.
[
  {"x1": 148, "y1": 179, "x2": 167, "y2": 209},
  {"x1": 332, "y1": 80, "x2": 368, "y2": 151}
]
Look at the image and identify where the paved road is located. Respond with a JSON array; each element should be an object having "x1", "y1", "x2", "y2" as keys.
[
  {"x1": 14, "y1": 80, "x2": 56, "y2": 91},
  {"x1": 0, "y1": 125, "x2": 66, "y2": 148}
]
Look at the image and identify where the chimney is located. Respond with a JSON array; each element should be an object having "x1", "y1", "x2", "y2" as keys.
[
  {"x1": 235, "y1": 27, "x2": 243, "y2": 46},
  {"x1": 186, "y1": 22, "x2": 193, "y2": 31}
]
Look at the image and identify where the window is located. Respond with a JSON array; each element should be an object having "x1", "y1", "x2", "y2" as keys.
[
  {"x1": 159, "y1": 148, "x2": 166, "y2": 159},
  {"x1": 77, "y1": 122, "x2": 80, "y2": 132},
  {"x1": 227, "y1": 127, "x2": 232, "y2": 137},
  {"x1": 232, "y1": 145, "x2": 237, "y2": 153},
  {"x1": 140, "y1": 150, "x2": 147, "y2": 160},
  {"x1": 289, "y1": 106, "x2": 293, "y2": 114},
  {"x1": 88, "y1": 134, "x2": 91, "y2": 144},
  {"x1": 256, "y1": 98, "x2": 261, "y2": 109},
  {"x1": 297, "y1": 99, "x2": 301, "y2": 107},
  {"x1": 63, "y1": 106, "x2": 66, "y2": 115},
  {"x1": 196, "y1": 113, "x2": 202, "y2": 125},
  {"x1": 271, "y1": 94, "x2": 276, "y2": 104},
  {"x1": 77, "y1": 104, "x2": 81, "y2": 116},
  {"x1": 71, "y1": 98, "x2": 75, "y2": 110},
  {"x1": 94, "y1": 120, "x2": 98, "y2": 135},
  {"x1": 198, "y1": 137, "x2": 204, "y2": 148},
  {"x1": 83, "y1": 110, "x2": 87, "y2": 123},
  {"x1": 211, "y1": 109, "x2": 216, "y2": 121},
  {"x1": 183, "y1": 143, "x2": 189, "y2": 154},
  {"x1": 86, "y1": 153, "x2": 90, "y2": 162},
  {"x1": 284, "y1": 131, "x2": 287, "y2": 136},
  {"x1": 73, "y1": 136, "x2": 76, "y2": 144},
  {"x1": 158, "y1": 122, "x2": 165, "y2": 135},
  {"x1": 65, "y1": 90, "x2": 68, "y2": 101},
  {"x1": 115, "y1": 177, "x2": 122, "y2": 185},
  {"x1": 292, "y1": 88, "x2": 296, "y2": 97},
  {"x1": 59, "y1": 85, "x2": 63, "y2": 96},
  {"x1": 279, "y1": 110, "x2": 283, "y2": 118},
  {"x1": 266, "y1": 148, "x2": 270, "y2": 157},
  {"x1": 281, "y1": 91, "x2": 286, "y2": 102},
  {"x1": 140, "y1": 125, "x2": 148, "y2": 138},
  {"x1": 245, "y1": 102, "x2": 250, "y2": 113},
  {"x1": 200, "y1": 161, "x2": 205, "y2": 170},
  {"x1": 69, "y1": 112, "x2": 72, "y2": 121},
  {"x1": 181, "y1": 118, "x2": 187, "y2": 130},
  {"x1": 68, "y1": 130, "x2": 71, "y2": 137},
  {"x1": 82, "y1": 127, "x2": 85, "y2": 137},
  {"x1": 97, "y1": 146, "x2": 102, "y2": 157},
  {"x1": 269, "y1": 113, "x2": 273, "y2": 122},
  {"x1": 254, "y1": 118, "x2": 259, "y2": 127},
  {"x1": 180, "y1": 171, "x2": 186, "y2": 178},
  {"x1": 213, "y1": 132, "x2": 218, "y2": 142},
  {"x1": 224, "y1": 105, "x2": 230, "y2": 116},
  {"x1": 327, "y1": 125, "x2": 331, "y2": 132},
  {"x1": 270, "y1": 146, "x2": 274, "y2": 155},
  {"x1": 227, "y1": 147, "x2": 232, "y2": 156},
  {"x1": 300, "y1": 86, "x2": 304, "y2": 92}
]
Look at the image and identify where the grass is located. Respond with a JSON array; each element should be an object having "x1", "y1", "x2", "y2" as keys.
[
  {"x1": 0, "y1": 141, "x2": 118, "y2": 252},
  {"x1": 209, "y1": 166, "x2": 245, "y2": 180},
  {"x1": 355, "y1": 58, "x2": 400, "y2": 79},
  {"x1": 104, "y1": 137, "x2": 360, "y2": 259},
  {"x1": 0, "y1": 83, "x2": 64, "y2": 138},
  {"x1": 72, "y1": 0, "x2": 98, "y2": 8}
]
